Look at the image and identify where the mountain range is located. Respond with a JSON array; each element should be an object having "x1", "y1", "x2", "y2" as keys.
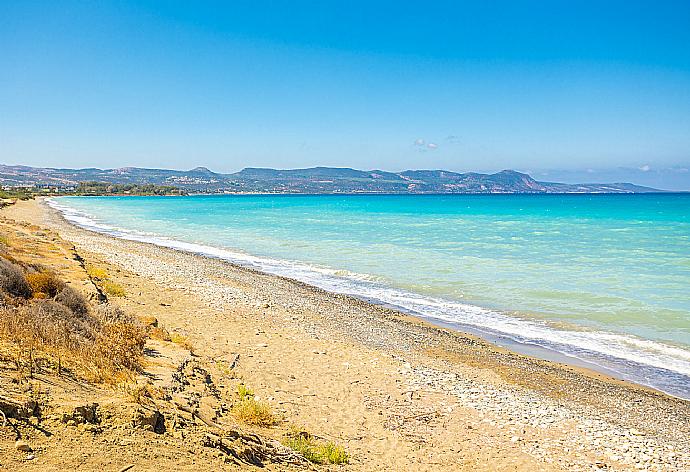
[{"x1": 0, "y1": 164, "x2": 662, "y2": 194}]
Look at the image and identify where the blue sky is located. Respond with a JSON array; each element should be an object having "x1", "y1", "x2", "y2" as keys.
[{"x1": 1, "y1": 1, "x2": 689, "y2": 188}]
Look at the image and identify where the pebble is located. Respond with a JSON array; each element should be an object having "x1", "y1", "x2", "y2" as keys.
[{"x1": 15, "y1": 440, "x2": 32, "y2": 452}]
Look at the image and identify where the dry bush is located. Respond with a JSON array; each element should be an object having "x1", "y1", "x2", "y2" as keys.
[
  {"x1": 0, "y1": 257, "x2": 31, "y2": 299},
  {"x1": 26, "y1": 271, "x2": 64, "y2": 298},
  {"x1": 55, "y1": 286, "x2": 89, "y2": 316},
  {"x1": 25, "y1": 299, "x2": 98, "y2": 346},
  {"x1": 94, "y1": 303, "x2": 137, "y2": 325},
  {"x1": 101, "y1": 280, "x2": 125, "y2": 297},
  {"x1": 93, "y1": 322, "x2": 147, "y2": 373},
  {"x1": 1, "y1": 296, "x2": 146, "y2": 383},
  {"x1": 86, "y1": 266, "x2": 109, "y2": 281},
  {"x1": 232, "y1": 398, "x2": 276, "y2": 427},
  {"x1": 0, "y1": 247, "x2": 146, "y2": 384}
]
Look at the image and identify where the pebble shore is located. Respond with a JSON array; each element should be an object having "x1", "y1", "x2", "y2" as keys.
[{"x1": 28, "y1": 200, "x2": 690, "y2": 471}]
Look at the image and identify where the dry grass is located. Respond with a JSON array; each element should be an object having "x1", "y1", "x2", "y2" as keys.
[
  {"x1": 86, "y1": 266, "x2": 109, "y2": 281},
  {"x1": 0, "y1": 254, "x2": 146, "y2": 383},
  {"x1": 101, "y1": 280, "x2": 126, "y2": 297},
  {"x1": 170, "y1": 332, "x2": 194, "y2": 352},
  {"x1": 232, "y1": 397, "x2": 275, "y2": 427},
  {"x1": 86, "y1": 265, "x2": 126, "y2": 297},
  {"x1": 26, "y1": 271, "x2": 64, "y2": 298}
]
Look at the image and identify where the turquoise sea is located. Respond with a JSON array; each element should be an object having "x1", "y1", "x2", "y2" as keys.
[{"x1": 51, "y1": 194, "x2": 690, "y2": 398}]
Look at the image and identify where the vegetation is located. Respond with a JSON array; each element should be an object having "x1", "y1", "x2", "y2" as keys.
[
  {"x1": 232, "y1": 397, "x2": 275, "y2": 426},
  {"x1": 231, "y1": 383, "x2": 275, "y2": 426},
  {"x1": 101, "y1": 280, "x2": 126, "y2": 297},
  {"x1": 0, "y1": 188, "x2": 35, "y2": 201},
  {"x1": 75, "y1": 181, "x2": 185, "y2": 196},
  {"x1": 170, "y1": 332, "x2": 194, "y2": 351},
  {"x1": 86, "y1": 265, "x2": 126, "y2": 297},
  {"x1": 0, "y1": 251, "x2": 146, "y2": 383},
  {"x1": 237, "y1": 383, "x2": 254, "y2": 400},
  {"x1": 283, "y1": 429, "x2": 349, "y2": 465}
]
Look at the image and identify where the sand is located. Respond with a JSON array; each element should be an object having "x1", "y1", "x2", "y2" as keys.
[{"x1": 1, "y1": 198, "x2": 689, "y2": 471}]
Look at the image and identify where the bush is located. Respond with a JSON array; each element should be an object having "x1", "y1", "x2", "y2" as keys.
[
  {"x1": 55, "y1": 286, "x2": 89, "y2": 316},
  {"x1": 86, "y1": 266, "x2": 109, "y2": 281},
  {"x1": 283, "y1": 432, "x2": 349, "y2": 465},
  {"x1": 101, "y1": 280, "x2": 125, "y2": 297},
  {"x1": 94, "y1": 303, "x2": 138, "y2": 326},
  {"x1": 26, "y1": 271, "x2": 64, "y2": 298},
  {"x1": 237, "y1": 383, "x2": 254, "y2": 400},
  {"x1": 93, "y1": 322, "x2": 147, "y2": 373},
  {"x1": 25, "y1": 299, "x2": 98, "y2": 347},
  {"x1": 232, "y1": 398, "x2": 275, "y2": 427},
  {"x1": 0, "y1": 257, "x2": 31, "y2": 298}
]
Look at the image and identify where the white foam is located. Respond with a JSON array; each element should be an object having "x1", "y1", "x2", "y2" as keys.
[{"x1": 48, "y1": 197, "x2": 690, "y2": 397}]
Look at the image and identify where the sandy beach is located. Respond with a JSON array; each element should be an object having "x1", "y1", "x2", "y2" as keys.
[{"x1": 1, "y1": 197, "x2": 688, "y2": 471}]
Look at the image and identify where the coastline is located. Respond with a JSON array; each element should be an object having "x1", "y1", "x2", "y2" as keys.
[
  {"x1": 47, "y1": 194, "x2": 690, "y2": 400},
  {"x1": 3, "y1": 197, "x2": 689, "y2": 470}
]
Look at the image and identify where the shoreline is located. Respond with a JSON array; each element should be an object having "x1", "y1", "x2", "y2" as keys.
[
  {"x1": 4, "y1": 197, "x2": 689, "y2": 470},
  {"x1": 47, "y1": 195, "x2": 690, "y2": 401}
]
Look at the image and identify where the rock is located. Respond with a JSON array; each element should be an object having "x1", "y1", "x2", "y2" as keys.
[
  {"x1": 132, "y1": 406, "x2": 165, "y2": 433},
  {"x1": 15, "y1": 439, "x2": 32, "y2": 452},
  {"x1": 140, "y1": 315, "x2": 158, "y2": 327},
  {"x1": 62, "y1": 403, "x2": 99, "y2": 425},
  {"x1": 26, "y1": 453, "x2": 35, "y2": 460}
]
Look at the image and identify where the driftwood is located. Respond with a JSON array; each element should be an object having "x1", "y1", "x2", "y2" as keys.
[{"x1": 173, "y1": 402, "x2": 311, "y2": 468}]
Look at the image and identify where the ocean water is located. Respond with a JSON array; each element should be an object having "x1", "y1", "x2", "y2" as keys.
[{"x1": 51, "y1": 194, "x2": 690, "y2": 398}]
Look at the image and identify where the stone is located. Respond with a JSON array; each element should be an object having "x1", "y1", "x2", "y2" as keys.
[
  {"x1": 132, "y1": 406, "x2": 165, "y2": 433},
  {"x1": 140, "y1": 315, "x2": 158, "y2": 327},
  {"x1": 15, "y1": 440, "x2": 32, "y2": 452},
  {"x1": 62, "y1": 403, "x2": 99, "y2": 425}
]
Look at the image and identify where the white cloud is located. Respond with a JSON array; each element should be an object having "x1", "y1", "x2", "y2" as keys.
[
  {"x1": 639, "y1": 164, "x2": 651, "y2": 172},
  {"x1": 427, "y1": 143, "x2": 438, "y2": 149},
  {"x1": 414, "y1": 138, "x2": 425, "y2": 146}
]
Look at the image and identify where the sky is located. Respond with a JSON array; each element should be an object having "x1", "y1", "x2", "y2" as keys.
[{"x1": 1, "y1": 1, "x2": 690, "y2": 188}]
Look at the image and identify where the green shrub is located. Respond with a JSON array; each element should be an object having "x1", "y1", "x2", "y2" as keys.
[
  {"x1": 283, "y1": 432, "x2": 349, "y2": 465},
  {"x1": 237, "y1": 383, "x2": 254, "y2": 400}
]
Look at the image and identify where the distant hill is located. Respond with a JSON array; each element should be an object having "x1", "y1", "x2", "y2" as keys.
[{"x1": 0, "y1": 164, "x2": 662, "y2": 194}]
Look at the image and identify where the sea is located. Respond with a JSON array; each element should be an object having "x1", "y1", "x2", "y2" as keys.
[{"x1": 50, "y1": 193, "x2": 690, "y2": 399}]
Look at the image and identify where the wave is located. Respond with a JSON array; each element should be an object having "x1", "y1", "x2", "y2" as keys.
[{"x1": 48, "y1": 197, "x2": 690, "y2": 399}]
